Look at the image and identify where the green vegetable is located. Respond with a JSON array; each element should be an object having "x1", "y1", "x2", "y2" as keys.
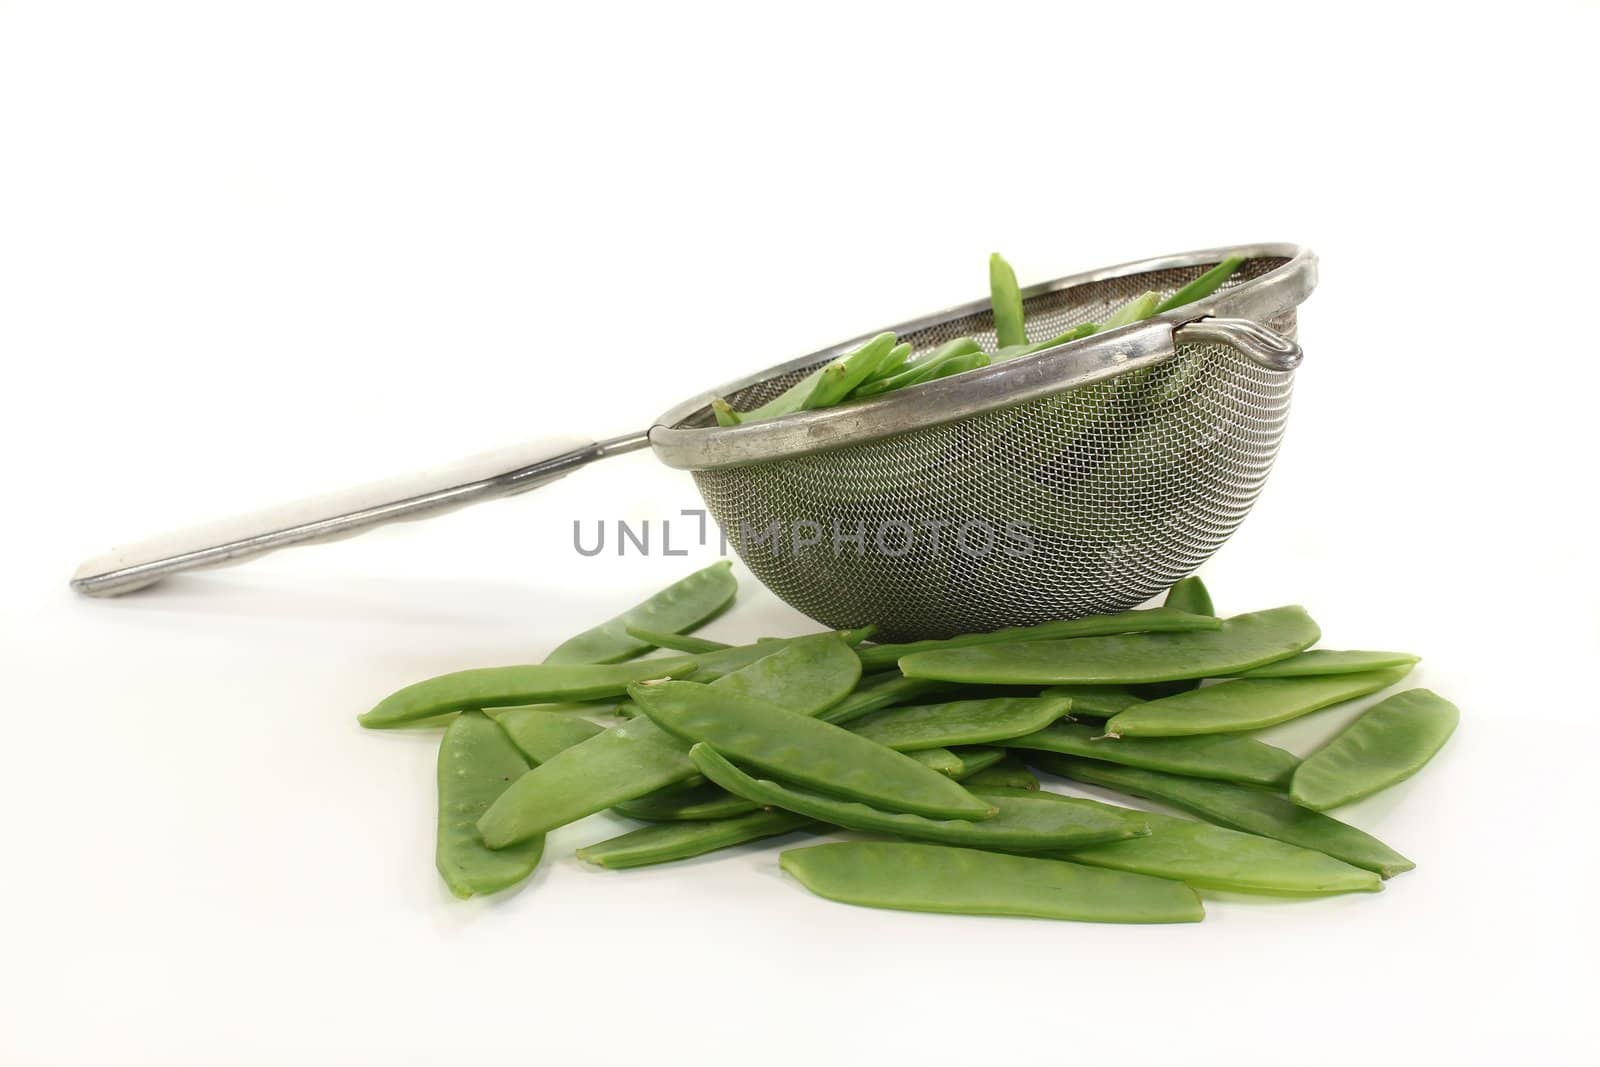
[
  {"x1": 543, "y1": 560, "x2": 736, "y2": 665},
  {"x1": 1037, "y1": 755, "x2": 1414, "y2": 878},
  {"x1": 1240, "y1": 650, "x2": 1421, "y2": 678},
  {"x1": 898, "y1": 606, "x2": 1320, "y2": 685},
  {"x1": 435, "y1": 712, "x2": 543, "y2": 899},
  {"x1": 359, "y1": 655, "x2": 701, "y2": 729},
  {"x1": 578, "y1": 810, "x2": 814, "y2": 870},
  {"x1": 1155, "y1": 255, "x2": 1245, "y2": 314},
  {"x1": 1007, "y1": 721, "x2": 1297, "y2": 787},
  {"x1": 779, "y1": 842, "x2": 1203, "y2": 923},
  {"x1": 847, "y1": 696, "x2": 1071, "y2": 751},
  {"x1": 855, "y1": 606, "x2": 1221, "y2": 672},
  {"x1": 633, "y1": 681, "x2": 995, "y2": 821},
  {"x1": 989, "y1": 253, "x2": 1028, "y2": 348},
  {"x1": 1104, "y1": 667, "x2": 1414, "y2": 738},
  {"x1": 1290, "y1": 689, "x2": 1459, "y2": 811},
  {"x1": 690, "y1": 744, "x2": 1147, "y2": 851},
  {"x1": 475, "y1": 634, "x2": 860, "y2": 847}
]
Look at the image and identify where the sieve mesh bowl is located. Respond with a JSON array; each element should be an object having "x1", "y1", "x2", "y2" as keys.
[{"x1": 669, "y1": 253, "x2": 1304, "y2": 641}]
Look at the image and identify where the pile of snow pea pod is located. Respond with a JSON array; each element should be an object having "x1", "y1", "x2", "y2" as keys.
[
  {"x1": 361, "y1": 561, "x2": 1458, "y2": 923},
  {"x1": 710, "y1": 252, "x2": 1244, "y2": 425}
]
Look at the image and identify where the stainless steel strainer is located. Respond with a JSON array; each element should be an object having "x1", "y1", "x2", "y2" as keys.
[{"x1": 73, "y1": 243, "x2": 1316, "y2": 641}]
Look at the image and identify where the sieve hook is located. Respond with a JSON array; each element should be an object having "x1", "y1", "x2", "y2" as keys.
[{"x1": 1174, "y1": 317, "x2": 1302, "y2": 371}]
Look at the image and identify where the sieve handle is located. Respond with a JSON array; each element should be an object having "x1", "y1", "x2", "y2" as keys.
[
  {"x1": 1173, "y1": 317, "x2": 1302, "y2": 371},
  {"x1": 69, "y1": 432, "x2": 651, "y2": 597}
]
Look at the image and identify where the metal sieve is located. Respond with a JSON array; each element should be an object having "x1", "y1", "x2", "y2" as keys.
[{"x1": 73, "y1": 244, "x2": 1316, "y2": 641}]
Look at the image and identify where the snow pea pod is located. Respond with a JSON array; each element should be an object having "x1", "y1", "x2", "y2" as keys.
[
  {"x1": 856, "y1": 607, "x2": 1222, "y2": 672},
  {"x1": 908, "y1": 747, "x2": 966, "y2": 777},
  {"x1": 1101, "y1": 290, "x2": 1162, "y2": 329},
  {"x1": 542, "y1": 561, "x2": 735, "y2": 665},
  {"x1": 1136, "y1": 577, "x2": 1216, "y2": 698},
  {"x1": 898, "y1": 606, "x2": 1319, "y2": 685},
  {"x1": 848, "y1": 696, "x2": 1071, "y2": 751},
  {"x1": 779, "y1": 842, "x2": 1203, "y2": 923},
  {"x1": 623, "y1": 627, "x2": 731, "y2": 654},
  {"x1": 870, "y1": 341, "x2": 914, "y2": 380},
  {"x1": 435, "y1": 712, "x2": 543, "y2": 899},
  {"x1": 1007, "y1": 721, "x2": 1297, "y2": 786},
  {"x1": 616, "y1": 670, "x2": 943, "y2": 822},
  {"x1": 817, "y1": 672, "x2": 948, "y2": 725},
  {"x1": 689, "y1": 744, "x2": 1147, "y2": 851},
  {"x1": 851, "y1": 338, "x2": 984, "y2": 399},
  {"x1": 612, "y1": 779, "x2": 758, "y2": 821},
  {"x1": 490, "y1": 706, "x2": 606, "y2": 763},
  {"x1": 1290, "y1": 689, "x2": 1459, "y2": 811},
  {"x1": 803, "y1": 332, "x2": 899, "y2": 410},
  {"x1": 577, "y1": 809, "x2": 815, "y2": 870},
  {"x1": 947, "y1": 746, "x2": 1008, "y2": 779},
  {"x1": 633, "y1": 682, "x2": 994, "y2": 820},
  {"x1": 1155, "y1": 255, "x2": 1245, "y2": 314},
  {"x1": 358, "y1": 655, "x2": 700, "y2": 729},
  {"x1": 1033, "y1": 797, "x2": 1382, "y2": 896},
  {"x1": 1036, "y1": 755, "x2": 1414, "y2": 878},
  {"x1": 1038, "y1": 685, "x2": 1143, "y2": 718},
  {"x1": 1104, "y1": 667, "x2": 1414, "y2": 738},
  {"x1": 1164, "y1": 576, "x2": 1214, "y2": 617},
  {"x1": 1240, "y1": 650, "x2": 1421, "y2": 678},
  {"x1": 989, "y1": 253, "x2": 1027, "y2": 348},
  {"x1": 476, "y1": 634, "x2": 860, "y2": 847},
  {"x1": 960, "y1": 759, "x2": 1040, "y2": 791}
]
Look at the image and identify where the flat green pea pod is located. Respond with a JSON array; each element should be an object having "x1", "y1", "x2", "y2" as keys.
[
  {"x1": 1037, "y1": 755, "x2": 1414, "y2": 878},
  {"x1": 991, "y1": 322, "x2": 1100, "y2": 362},
  {"x1": 710, "y1": 398, "x2": 742, "y2": 427},
  {"x1": 899, "y1": 606, "x2": 1319, "y2": 685},
  {"x1": 1164, "y1": 576, "x2": 1214, "y2": 616},
  {"x1": 476, "y1": 634, "x2": 861, "y2": 847},
  {"x1": 1133, "y1": 576, "x2": 1216, "y2": 699},
  {"x1": 1239, "y1": 649, "x2": 1421, "y2": 678},
  {"x1": 817, "y1": 672, "x2": 948, "y2": 725},
  {"x1": 612, "y1": 779, "x2": 758, "y2": 821},
  {"x1": 1100, "y1": 290, "x2": 1162, "y2": 330},
  {"x1": 870, "y1": 341, "x2": 914, "y2": 380},
  {"x1": 959, "y1": 758, "x2": 1040, "y2": 791},
  {"x1": 1026, "y1": 795, "x2": 1382, "y2": 896},
  {"x1": 489, "y1": 706, "x2": 607, "y2": 763},
  {"x1": 1155, "y1": 255, "x2": 1245, "y2": 314},
  {"x1": 616, "y1": 670, "x2": 945, "y2": 822},
  {"x1": 632, "y1": 681, "x2": 994, "y2": 820},
  {"x1": 358, "y1": 655, "x2": 701, "y2": 729},
  {"x1": 802, "y1": 332, "x2": 899, "y2": 410},
  {"x1": 906, "y1": 747, "x2": 966, "y2": 778},
  {"x1": 1104, "y1": 667, "x2": 1414, "y2": 738},
  {"x1": 850, "y1": 338, "x2": 983, "y2": 399},
  {"x1": 855, "y1": 606, "x2": 1222, "y2": 672},
  {"x1": 732, "y1": 334, "x2": 897, "y2": 422},
  {"x1": 690, "y1": 744, "x2": 1147, "y2": 851},
  {"x1": 947, "y1": 746, "x2": 1008, "y2": 779},
  {"x1": 1007, "y1": 721, "x2": 1297, "y2": 786},
  {"x1": 1038, "y1": 685, "x2": 1143, "y2": 719},
  {"x1": 577, "y1": 810, "x2": 816, "y2": 870},
  {"x1": 848, "y1": 696, "x2": 1071, "y2": 751},
  {"x1": 624, "y1": 626, "x2": 731, "y2": 654},
  {"x1": 1290, "y1": 689, "x2": 1459, "y2": 811},
  {"x1": 989, "y1": 253, "x2": 1027, "y2": 348},
  {"x1": 780, "y1": 842, "x2": 1203, "y2": 924},
  {"x1": 543, "y1": 560, "x2": 736, "y2": 665},
  {"x1": 435, "y1": 712, "x2": 544, "y2": 899}
]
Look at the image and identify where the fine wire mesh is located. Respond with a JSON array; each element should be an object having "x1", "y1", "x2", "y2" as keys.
[{"x1": 677, "y1": 257, "x2": 1298, "y2": 641}]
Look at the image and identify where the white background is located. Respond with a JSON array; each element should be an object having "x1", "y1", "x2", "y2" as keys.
[{"x1": 3, "y1": 2, "x2": 1597, "y2": 1064}]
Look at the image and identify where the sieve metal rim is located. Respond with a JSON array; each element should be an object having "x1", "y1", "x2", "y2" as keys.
[{"x1": 649, "y1": 243, "x2": 1316, "y2": 472}]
